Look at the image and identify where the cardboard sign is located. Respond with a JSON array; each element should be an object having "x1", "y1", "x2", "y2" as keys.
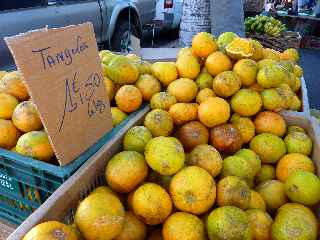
[{"x1": 5, "y1": 23, "x2": 112, "y2": 166}]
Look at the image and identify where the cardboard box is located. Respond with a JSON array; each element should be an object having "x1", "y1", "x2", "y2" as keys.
[{"x1": 7, "y1": 110, "x2": 320, "y2": 240}]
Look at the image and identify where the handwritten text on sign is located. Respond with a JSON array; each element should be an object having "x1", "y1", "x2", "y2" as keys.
[
  {"x1": 5, "y1": 23, "x2": 112, "y2": 166},
  {"x1": 32, "y1": 36, "x2": 107, "y2": 132},
  {"x1": 59, "y1": 72, "x2": 106, "y2": 132}
]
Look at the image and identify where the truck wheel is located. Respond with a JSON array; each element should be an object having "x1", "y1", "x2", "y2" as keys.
[{"x1": 111, "y1": 20, "x2": 139, "y2": 53}]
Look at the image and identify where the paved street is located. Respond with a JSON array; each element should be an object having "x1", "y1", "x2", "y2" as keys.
[{"x1": 300, "y1": 49, "x2": 320, "y2": 109}]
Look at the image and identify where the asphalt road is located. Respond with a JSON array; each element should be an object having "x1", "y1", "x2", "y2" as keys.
[
  {"x1": 142, "y1": 31, "x2": 320, "y2": 110},
  {"x1": 299, "y1": 49, "x2": 320, "y2": 109}
]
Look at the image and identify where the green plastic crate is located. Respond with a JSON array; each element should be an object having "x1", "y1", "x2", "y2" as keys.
[{"x1": 0, "y1": 104, "x2": 148, "y2": 224}]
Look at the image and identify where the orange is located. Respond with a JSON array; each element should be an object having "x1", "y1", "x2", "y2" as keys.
[
  {"x1": 105, "y1": 151, "x2": 148, "y2": 193},
  {"x1": 226, "y1": 37, "x2": 254, "y2": 60},
  {"x1": 114, "y1": 211, "x2": 147, "y2": 240},
  {"x1": 167, "y1": 78, "x2": 198, "y2": 103},
  {"x1": 280, "y1": 48, "x2": 299, "y2": 62},
  {"x1": 207, "y1": 206, "x2": 252, "y2": 240},
  {"x1": 123, "y1": 126, "x2": 153, "y2": 153},
  {"x1": 23, "y1": 221, "x2": 78, "y2": 240},
  {"x1": 75, "y1": 192, "x2": 125, "y2": 240},
  {"x1": 0, "y1": 119, "x2": 21, "y2": 149},
  {"x1": 192, "y1": 32, "x2": 218, "y2": 58},
  {"x1": 255, "y1": 180, "x2": 288, "y2": 211},
  {"x1": 233, "y1": 59, "x2": 258, "y2": 86},
  {"x1": 132, "y1": 183, "x2": 172, "y2": 225},
  {"x1": 246, "y1": 209, "x2": 273, "y2": 240},
  {"x1": 0, "y1": 71, "x2": 29, "y2": 101},
  {"x1": 248, "y1": 190, "x2": 266, "y2": 211},
  {"x1": 272, "y1": 203, "x2": 318, "y2": 240},
  {"x1": 212, "y1": 71, "x2": 242, "y2": 98},
  {"x1": 205, "y1": 51, "x2": 232, "y2": 76},
  {"x1": 169, "y1": 166, "x2": 216, "y2": 215},
  {"x1": 248, "y1": 83, "x2": 264, "y2": 93},
  {"x1": 176, "y1": 55, "x2": 201, "y2": 79},
  {"x1": 12, "y1": 101, "x2": 43, "y2": 132},
  {"x1": 176, "y1": 121, "x2": 209, "y2": 152},
  {"x1": 198, "y1": 97, "x2": 230, "y2": 127},
  {"x1": 115, "y1": 85, "x2": 142, "y2": 113},
  {"x1": 231, "y1": 116, "x2": 255, "y2": 144},
  {"x1": 151, "y1": 62, "x2": 178, "y2": 86},
  {"x1": 111, "y1": 107, "x2": 127, "y2": 126},
  {"x1": 0, "y1": 92, "x2": 18, "y2": 119},
  {"x1": 144, "y1": 109, "x2": 174, "y2": 137},
  {"x1": 104, "y1": 76, "x2": 115, "y2": 100},
  {"x1": 195, "y1": 72, "x2": 214, "y2": 90},
  {"x1": 276, "y1": 153, "x2": 315, "y2": 182},
  {"x1": 250, "y1": 40, "x2": 264, "y2": 61},
  {"x1": 254, "y1": 111, "x2": 287, "y2": 137},
  {"x1": 168, "y1": 103, "x2": 198, "y2": 125},
  {"x1": 255, "y1": 164, "x2": 276, "y2": 184},
  {"x1": 135, "y1": 74, "x2": 161, "y2": 101},
  {"x1": 217, "y1": 176, "x2": 251, "y2": 210},
  {"x1": 106, "y1": 55, "x2": 139, "y2": 85},
  {"x1": 196, "y1": 88, "x2": 215, "y2": 104},
  {"x1": 16, "y1": 131, "x2": 54, "y2": 162},
  {"x1": 163, "y1": 212, "x2": 206, "y2": 240},
  {"x1": 150, "y1": 92, "x2": 177, "y2": 111},
  {"x1": 188, "y1": 144, "x2": 222, "y2": 177},
  {"x1": 145, "y1": 136, "x2": 185, "y2": 176},
  {"x1": 263, "y1": 48, "x2": 281, "y2": 61}
]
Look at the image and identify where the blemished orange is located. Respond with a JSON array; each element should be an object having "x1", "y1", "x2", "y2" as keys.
[
  {"x1": 132, "y1": 183, "x2": 172, "y2": 225},
  {"x1": 16, "y1": 131, "x2": 54, "y2": 162},
  {"x1": 0, "y1": 71, "x2": 29, "y2": 101},
  {"x1": 115, "y1": 85, "x2": 142, "y2": 113},
  {"x1": 135, "y1": 74, "x2": 161, "y2": 101},
  {"x1": 162, "y1": 212, "x2": 206, "y2": 240},
  {"x1": 105, "y1": 151, "x2": 148, "y2": 193},
  {"x1": 23, "y1": 221, "x2": 78, "y2": 240},
  {"x1": 12, "y1": 101, "x2": 43, "y2": 132},
  {"x1": 168, "y1": 103, "x2": 198, "y2": 125},
  {"x1": 169, "y1": 166, "x2": 216, "y2": 215}
]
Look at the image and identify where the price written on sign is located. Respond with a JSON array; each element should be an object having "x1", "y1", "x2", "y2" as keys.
[
  {"x1": 5, "y1": 23, "x2": 112, "y2": 165},
  {"x1": 31, "y1": 35, "x2": 107, "y2": 132},
  {"x1": 59, "y1": 71, "x2": 106, "y2": 132}
]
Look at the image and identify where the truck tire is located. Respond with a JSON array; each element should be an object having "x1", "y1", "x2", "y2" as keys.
[{"x1": 111, "y1": 20, "x2": 139, "y2": 53}]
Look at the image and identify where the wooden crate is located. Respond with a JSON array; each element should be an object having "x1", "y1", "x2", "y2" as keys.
[
  {"x1": 7, "y1": 110, "x2": 320, "y2": 239},
  {"x1": 244, "y1": 0, "x2": 265, "y2": 13},
  {"x1": 247, "y1": 31, "x2": 302, "y2": 52}
]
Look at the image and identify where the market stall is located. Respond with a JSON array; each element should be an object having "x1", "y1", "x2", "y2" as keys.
[{"x1": 1, "y1": 22, "x2": 319, "y2": 239}]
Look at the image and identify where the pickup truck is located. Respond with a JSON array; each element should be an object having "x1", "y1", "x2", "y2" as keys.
[
  {"x1": 0, "y1": 0, "x2": 156, "y2": 70},
  {"x1": 154, "y1": 0, "x2": 183, "y2": 30}
]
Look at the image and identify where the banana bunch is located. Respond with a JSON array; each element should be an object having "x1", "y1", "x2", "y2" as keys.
[{"x1": 245, "y1": 15, "x2": 286, "y2": 37}]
